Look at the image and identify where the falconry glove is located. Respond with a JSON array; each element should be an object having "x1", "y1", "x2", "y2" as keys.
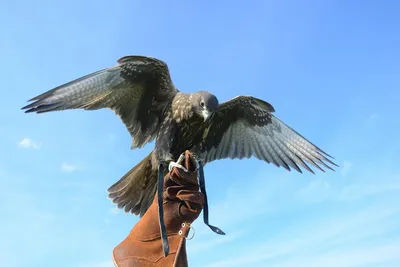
[{"x1": 112, "y1": 151, "x2": 204, "y2": 267}]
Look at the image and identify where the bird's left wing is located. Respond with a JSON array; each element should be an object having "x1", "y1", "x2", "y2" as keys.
[{"x1": 201, "y1": 96, "x2": 337, "y2": 173}]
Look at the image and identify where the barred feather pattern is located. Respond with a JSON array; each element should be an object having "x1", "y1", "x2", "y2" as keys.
[
  {"x1": 22, "y1": 55, "x2": 178, "y2": 149},
  {"x1": 201, "y1": 96, "x2": 337, "y2": 173}
]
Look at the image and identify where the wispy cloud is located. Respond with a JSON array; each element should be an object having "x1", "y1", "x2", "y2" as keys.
[
  {"x1": 298, "y1": 178, "x2": 334, "y2": 203},
  {"x1": 203, "y1": 199, "x2": 400, "y2": 267},
  {"x1": 188, "y1": 230, "x2": 245, "y2": 255},
  {"x1": 203, "y1": 171, "x2": 295, "y2": 227},
  {"x1": 110, "y1": 207, "x2": 120, "y2": 215},
  {"x1": 61, "y1": 162, "x2": 79, "y2": 173},
  {"x1": 192, "y1": 164, "x2": 400, "y2": 267},
  {"x1": 340, "y1": 160, "x2": 352, "y2": 177},
  {"x1": 369, "y1": 113, "x2": 379, "y2": 120},
  {"x1": 17, "y1": 137, "x2": 42, "y2": 150},
  {"x1": 366, "y1": 113, "x2": 379, "y2": 127},
  {"x1": 0, "y1": 173, "x2": 117, "y2": 267},
  {"x1": 339, "y1": 182, "x2": 400, "y2": 201}
]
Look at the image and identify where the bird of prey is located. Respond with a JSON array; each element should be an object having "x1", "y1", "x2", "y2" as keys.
[{"x1": 22, "y1": 55, "x2": 337, "y2": 219}]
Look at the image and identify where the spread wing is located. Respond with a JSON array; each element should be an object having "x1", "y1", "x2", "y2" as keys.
[
  {"x1": 22, "y1": 55, "x2": 178, "y2": 149},
  {"x1": 201, "y1": 96, "x2": 337, "y2": 173}
]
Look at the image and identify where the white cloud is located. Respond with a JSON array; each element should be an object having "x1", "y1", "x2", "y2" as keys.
[
  {"x1": 203, "y1": 171, "x2": 295, "y2": 227},
  {"x1": 340, "y1": 161, "x2": 352, "y2": 177},
  {"x1": 17, "y1": 137, "x2": 42, "y2": 149},
  {"x1": 188, "y1": 230, "x2": 245, "y2": 255},
  {"x1": 254, "y1": 242, "x2": 400, "y2": 267},
  {"x1": 1, "y1": 174, "x2": 116, "y2": 267},
  {"x1": 366, "y1": 113, "x2": 379, "y2": 127},
  {"x1": 190, "y1": 164, "x2": 400, "y2": 267},
  {"x1": 203, "y1": 199, "x2": 400, "y2": 267},
  {"x1": 339, "y1": 182, "x2": 400, "y2": 201},
  {"x1": 61, "y1": 162, "x2": 79, "y2": 172},
  {"x1": 298, "y1": 178, "x2": 333, "y2": 203},
  {"x1": 369, "y1": 113, "x2": 379, "y2": 120},
  {"x1": 110, "y1": 207, "x2": 120, "y2": 215}
]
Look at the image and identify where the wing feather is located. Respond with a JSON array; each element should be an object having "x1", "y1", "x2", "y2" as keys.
[
  {"x1": 202, "y1": 96, "x2": 337, "y2": 173},
  {"x1": 22, "y1": 56, "x2": 178, "y2": 149}
]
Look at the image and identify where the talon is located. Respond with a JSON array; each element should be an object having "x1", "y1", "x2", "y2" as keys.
[
  {"x1": 168, "y1": 161, "x2": 189, "y2": 173},
  {"x1": 176, "y1": 153, "x2": 186, "y2": 165}
]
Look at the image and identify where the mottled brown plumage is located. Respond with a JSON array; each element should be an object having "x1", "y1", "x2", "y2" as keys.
[{"x1": 22, "y1": 55, "x2": 337, "y2": 217}]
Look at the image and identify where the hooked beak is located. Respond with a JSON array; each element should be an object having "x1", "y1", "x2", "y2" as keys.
[{"x1": 202, "y1": 109, "x2": 210, "y2": 121}]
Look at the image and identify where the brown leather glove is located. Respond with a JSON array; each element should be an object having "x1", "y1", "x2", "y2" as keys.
[{"x1": 113, "y1": 151, "x2": 204, "y2": 267}]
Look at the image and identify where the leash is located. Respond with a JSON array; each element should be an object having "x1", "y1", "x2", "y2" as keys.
[
  {"x1": 157, "y1": 153, "x2": 225, "y2": 257},
  {"x1": 157, "y1": 163, "x2": 169, "y2": 256},
  {"x1": 197, "y1": 161, "x2": 225, "y2": 236}
]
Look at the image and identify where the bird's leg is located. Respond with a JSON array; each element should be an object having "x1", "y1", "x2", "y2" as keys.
[
  {"x1": 168, "y1": 153, "x2": 189, "y2": 173},
  {"x1": 157, "y1": 163, "x2": 169, "y2": 257},
  {"x1": 197, "y1": 160, "x2": 226, "y2": 236}
]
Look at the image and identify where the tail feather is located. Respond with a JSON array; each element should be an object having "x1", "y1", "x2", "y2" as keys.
[{"x1": 107, "y1": 151, "x2": 163, "y2": 217}]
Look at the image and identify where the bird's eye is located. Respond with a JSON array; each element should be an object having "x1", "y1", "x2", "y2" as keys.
[{"x1": 200, "y1": 101, "x2": 205, "y2": 107}]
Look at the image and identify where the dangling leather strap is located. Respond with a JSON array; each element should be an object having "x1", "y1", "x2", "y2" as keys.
[
  {"x1": 157, "y1": 164, "x2": 169, "y2": 256},
  {"x1": 197, "y1": 161, "x2": 225, "y2": 236},
  {"x1": 157, "y1": 157, "x2": 225, "y2": 258}
]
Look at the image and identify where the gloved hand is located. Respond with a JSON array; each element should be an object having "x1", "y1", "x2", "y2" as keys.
[{"x1": 112, "y1": 151, "x2": 204, "y2": 267}]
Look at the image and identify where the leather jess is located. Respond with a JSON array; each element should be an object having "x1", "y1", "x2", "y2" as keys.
[{"x1": 112, "y1": 151, "x2": 204, "y2": 267}]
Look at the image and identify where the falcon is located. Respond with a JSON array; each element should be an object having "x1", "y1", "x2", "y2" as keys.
[{"x1": 22, "y1": 55, "x2": 337, "y2": 217}]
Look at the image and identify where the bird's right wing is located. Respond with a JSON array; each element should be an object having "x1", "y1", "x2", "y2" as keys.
[
  {"x1": 22, "y1": 56, "x2": 178, "y2": 149},
  {"x1": 201, "y1": 96, "x2": 337, "y2": 173}
]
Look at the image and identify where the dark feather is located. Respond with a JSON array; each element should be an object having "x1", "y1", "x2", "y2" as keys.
[
  {"x1": 107, "y1": 151, "x2": 163, "y2": 217},
  {"x1": 201, "y1": 96, "x2": 337, "y2": 173},
  {"x1": 22, "y1": 56, "x2": 178, "y2": 149}
]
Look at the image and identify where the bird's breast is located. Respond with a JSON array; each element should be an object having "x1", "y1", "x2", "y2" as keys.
[{"x1": 171, "y1": 117, "x2": 205, "y2": 156}]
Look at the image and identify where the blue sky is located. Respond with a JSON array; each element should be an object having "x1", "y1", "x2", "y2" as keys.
[{"x1": 1, "y1": 0, "x2": 399, "y2": 266}]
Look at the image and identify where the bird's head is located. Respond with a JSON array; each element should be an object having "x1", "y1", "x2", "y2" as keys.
[{"x1": 191, "y1": 91, "x2": 219, "y2": 121}]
